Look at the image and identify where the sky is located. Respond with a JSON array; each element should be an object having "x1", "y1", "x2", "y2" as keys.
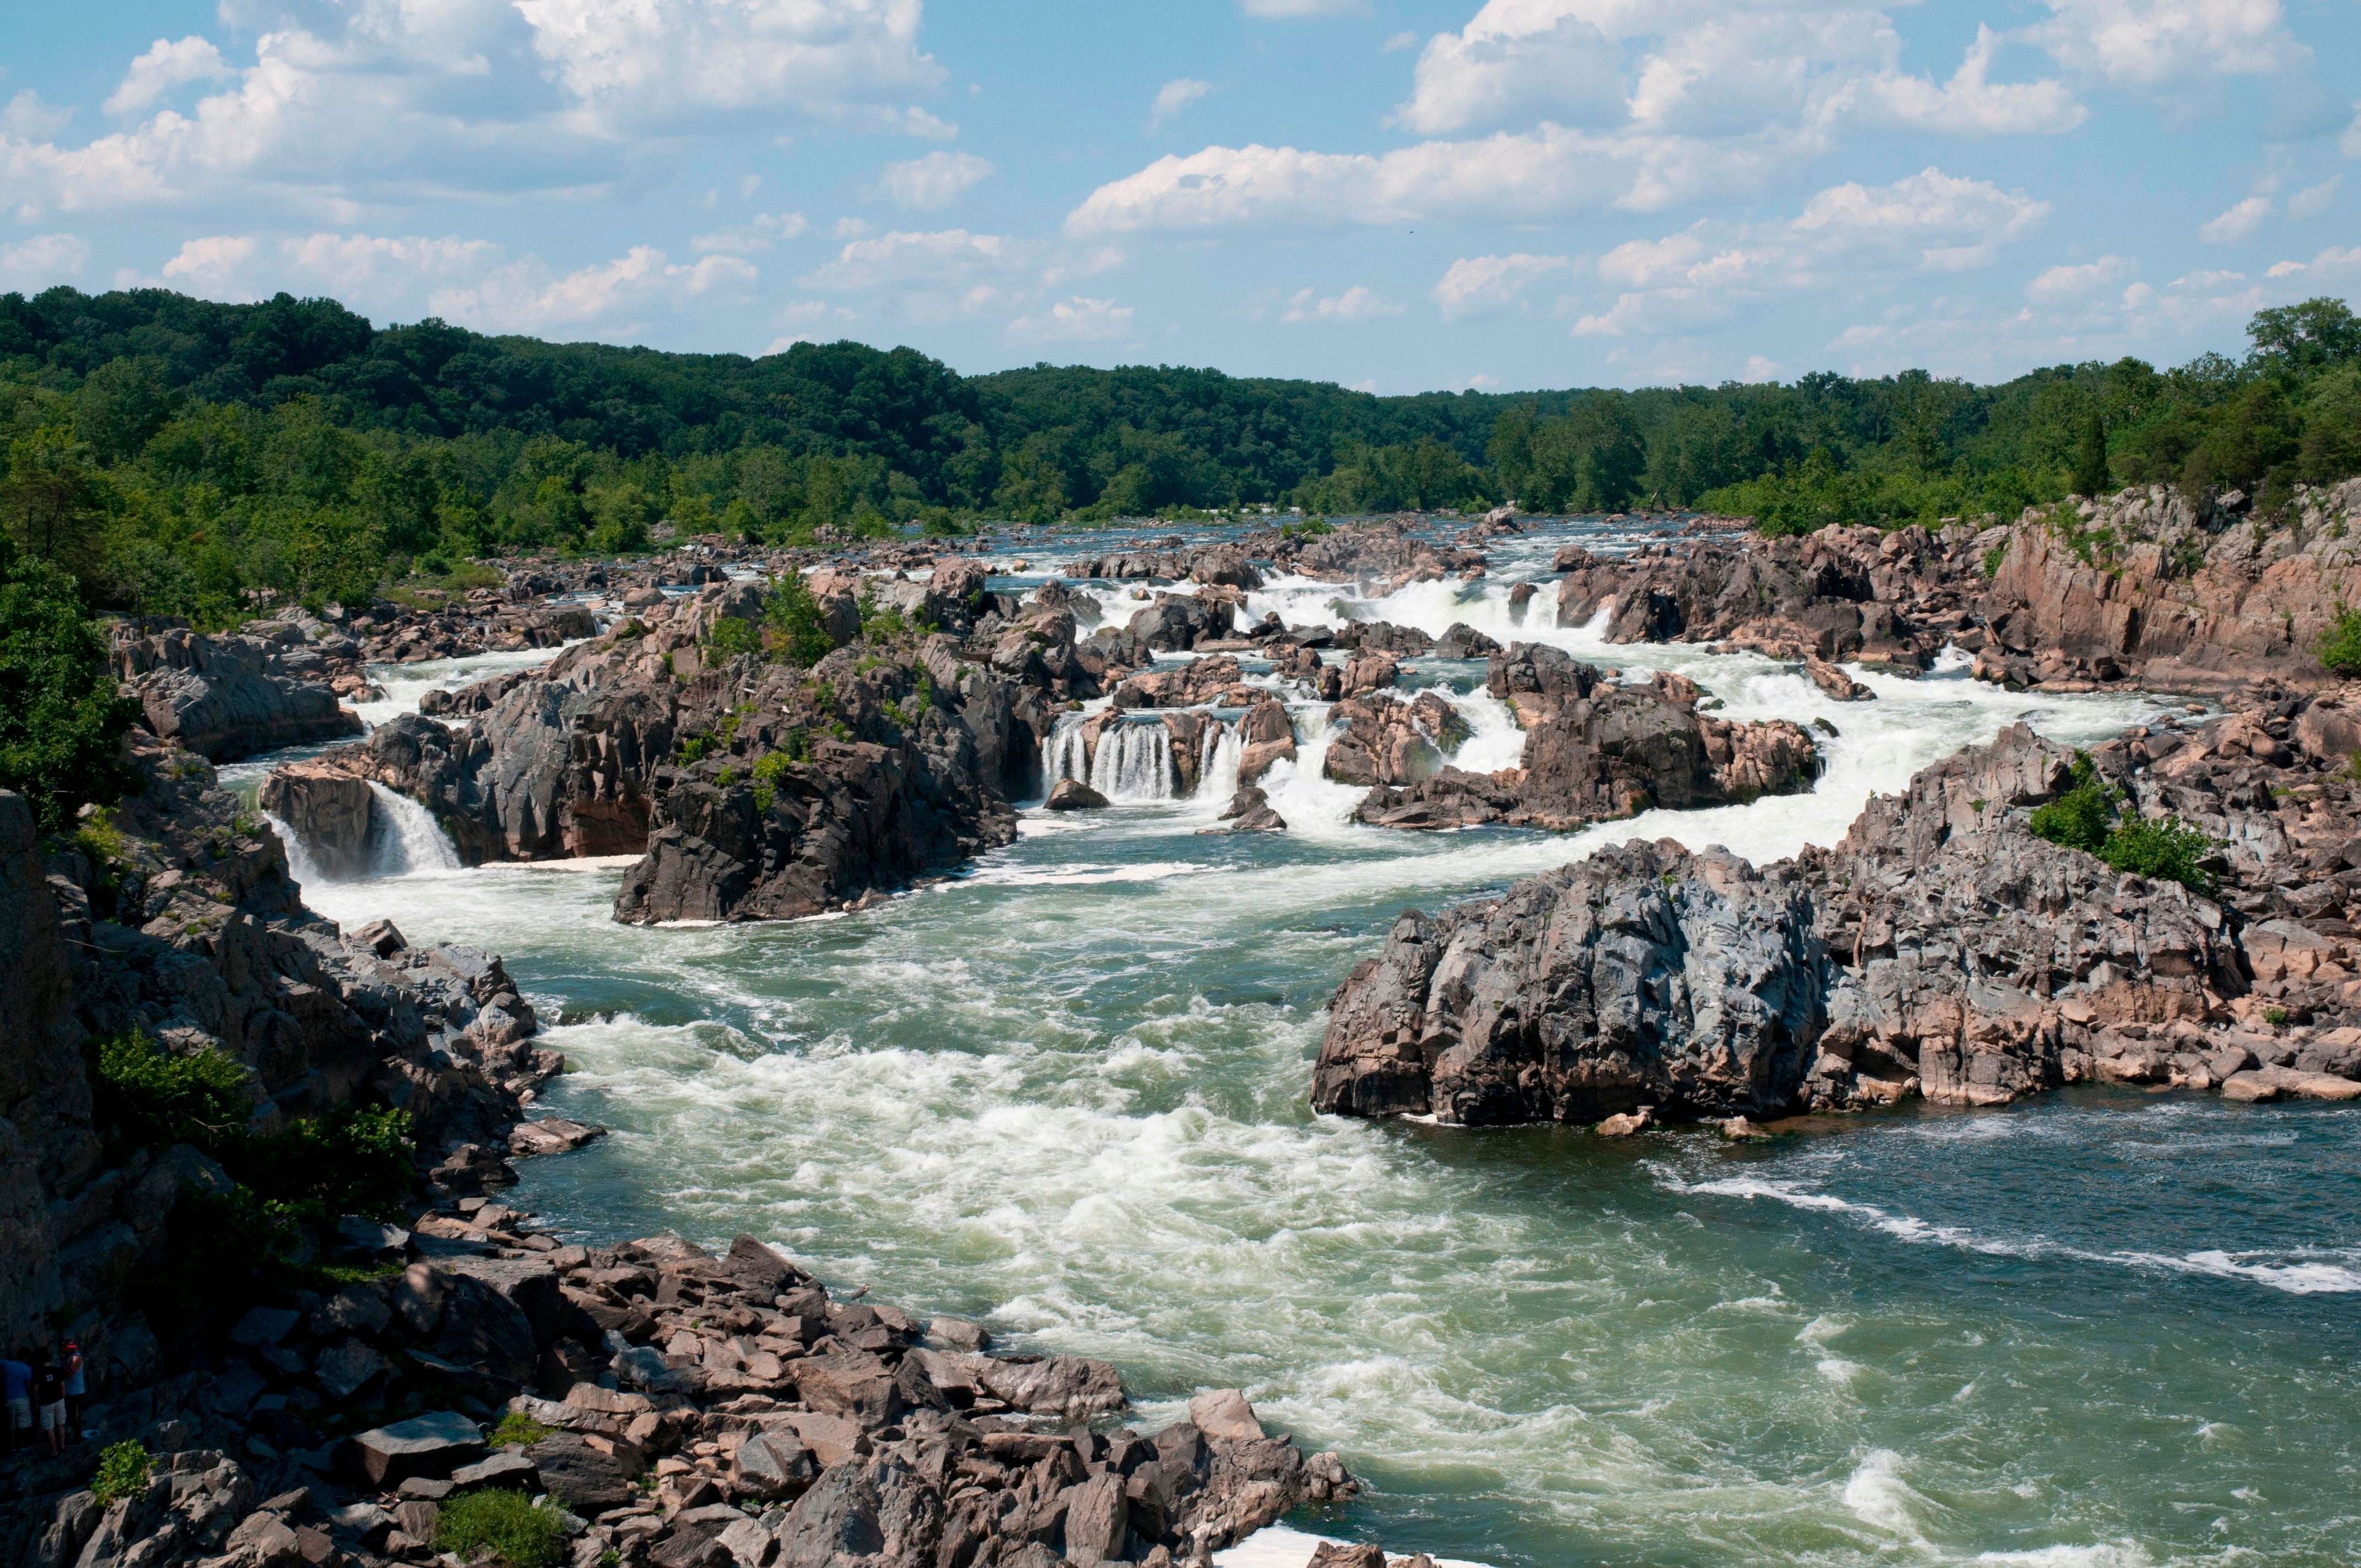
[{"x1": 0, "y1": 1, "x2": 2355, "y2": 394}]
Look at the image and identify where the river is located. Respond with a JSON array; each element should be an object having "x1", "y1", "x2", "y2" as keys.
[{"x1": 243, "y1": 520, "x2": 2361, "y2": 1567}]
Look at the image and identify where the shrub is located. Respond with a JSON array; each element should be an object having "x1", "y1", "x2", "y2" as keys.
[
  {"x1": 489, "y1": 1412, "x2": 555, "y2": 1450},
  {"x1": 233, "y1": 1105, "x2": 416, "y2": 1222},
  {"x1": 2028, "y1": 753, "x2": 2111, "y2": 854},
  {"x1": 705, "y1": 615, "x2": 761, "y2": 660},
  {"x1": 90, "y1": 1441, "x2": 152, "y2": 1507},
  {"x1": 856, "y1": 584, "x2": 907, "y2": 642},
  {"x1": 89, "y1": 1031, "x2": 254, "y2": 1155},
  {"x1": 2096, "y1": 814, "x2": 2217, "y2": 893},
  {"x1": 2317, "y1": 607, "x2": 2361, "y2": 675},
  {"x1": 765, "y1": 571, "x2": 834, "y2": 665},
  {"x1": 435, "y1": 1490, "x2": 569, "y2": 1568}
]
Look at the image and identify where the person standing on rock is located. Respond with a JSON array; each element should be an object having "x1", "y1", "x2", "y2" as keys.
[
  {"x1": 0, "y1": 1353, "x2": 30, "y2": 1453},
  {"x1": 30, "y1": 1352, "x2": 66, "y2": 1456},
  {"x1": 59, "y1": 1338, "x2": 85, "y2": 1438}
]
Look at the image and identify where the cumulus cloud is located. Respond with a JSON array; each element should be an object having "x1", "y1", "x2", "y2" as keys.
[
  {"x1": 162, "y1": 234, "x2": 260, "y2": 295},
  {"x1": 692, "y1": 213, "x2": 810, "y2": 254},
  {"x1": 1282, "y1": 284, "x2": 1402, "y2": 322},
  {"x1": 282, "y1": 232, "x2": 504, "y2": 292},
  {"x1": 2, "y1": 91, "x2": 74, "y2": 140},
  {"x1": 0, "y1": 233, "x2": 89, "y2": 289},
  {"x1": 1572, "y1": 167, "x2": 2049, "y2": 336},
  {"x1": 2027, "y1": 254, "x2": 2137, "y2": 300},
  {"x1": 1843, "y1": 26, "x2": 2086, "y2": 135},
  {"x1": 105, "y1": 37, "x2": 233, "y2": 117},
  {"x1": 2028, "y1": 0, "x2": 2299, "y2": 87},
  {"x1": 2200, "y1": 193, "x2": 2271, "y2": 242},
  {"x1": 1006, "y1": 295, "x2": 1134, "y2": 343},
  {"x1": 799, "y1": 228, "x2": 1017, "y2": 311},
  {"x1": 1435, "y1": 253, "x2": 1568, "y2": 318},
  {"x1": 430, "y1": 247, "x2": 757, "y2": 333},
  {"x1": 2288, "y1": 176, "x2": 2339, "y2": 220},
  {"x1": 874, "y1": 150, "x2": 993, "y2": 210},
  {"x1": 2264, "y1": 245, "x2": 2361, "y2": 282},
  {"x1": 512, "y1": 0, "x2": 946, "y2": 133},
  {"x1": 1148, "y1": 78, "x2": 1211, "y2": 132}
]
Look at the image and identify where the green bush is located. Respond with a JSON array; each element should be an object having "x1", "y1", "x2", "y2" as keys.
[
  {"x1": 855, "y1": 584, "x2": 907, "y2": 643},
  {"x1": 89, "y1": 1031, "x2": 255, "y2": 1155},
  {"x1": 232, "y1": 1105, "x2": 416, "y2": 1222},
  {"x1": 765, "y1": 572, "x2": 834, "y2": 665},
  {"x1": 90, "y1": 1441, "x2": 152, "y2": 1507},
  {"x1": 705, "y1": 614, "x2": 761, "y2": 660},
  {"x1": 2096, "y1": 815, "x2": 2217, "y2": 893},
  {"x1": 0, "y1": 536, "x2": 136, "y2": 833},
  {"x1": 435, "y1": 1490, "x2": 568, "y2": 1568},
  {"x1": 2317, "y1": 607, "x2": 2361, "y2": 675},
  {"x1": 2028, "y1": 753, "x2": 2111, "y2": 853}
]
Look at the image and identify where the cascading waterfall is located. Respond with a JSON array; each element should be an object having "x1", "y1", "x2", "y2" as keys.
[
  {"x1": 1198, "y1": 720, "x2": 1242, "y2": 802},
  {"x1": 368, "y1": 782, "x2": 462, "y2": 875},
  {"x1": 1088, "y1": 721, "x2": 1176, "y2": 801},
  {"x1": 1043, "y1": 715, "x2": 1093, "y2": 792},
  {"x1": 261, "y1": 811, "x2": 328, "y2": 886}
]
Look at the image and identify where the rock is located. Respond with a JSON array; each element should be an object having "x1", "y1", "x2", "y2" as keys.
[
  {"x1": 229, "y1": 1305, "x2": 301, "y2": 1347},
  {"x1": 525, "y1": 1431, "x2": 641, "y2": 1513},
  {"x1": 117, "y1": 628, "x2": 363, "y2": 761},
  {"x1": 731, "y1": 1431, "x2": 818, "y2": 1502},
  {"x1": 1314, "y1": 841, "x2": 1827, "y2": 1123},
  {"x1": 1306, "y1": 1545, "x2": 1387, "y2": 1568},
  {"x1": 1719, "y1": 1115, "x2": 1770, "y2": 1140},
  {"x1": 1804, "y1": 657, "x2": 1875, "y2": 702},
  {"x1": 1597, "y1": 1108, "x2": 1655, "y2": 1136},
  {"x1": 1204, "y1": 786, "x2": 1286, "y2": 833},
  {"x1": 1064, "y1": 1471, "x2": 1131, "y2": 1565},
  {"x1": 975, "y1": 1353, "x2": 1128, "y2": 1420},
  {"x1": 350, "y1": 1411, "x2": 486, "y2": 1486},
  {"x1": 314, "y1": 1339, "x2": 390, "y2": 1403},
  {"x1": 224, "y1": 1510, "x2": 305, "y2": 1567},
  {"x1": 1187, "y1": 1389, "x2": 1265, "y2": 1441},
  {"x1": 1046, "y1": 778, "x2": 1112, "y2": 812},
  {"x1": 259, "y1": 762, "x2": 378, "y2": 879},
  {"x1": 508, "y1": 1117, "x2": 603, "y2": 1156},
  {"x1": 448, "y1": 1450, "x2": 541, "y2": 1490}
]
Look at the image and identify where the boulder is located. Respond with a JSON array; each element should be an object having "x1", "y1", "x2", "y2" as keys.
[
  {"x1": 1046, "y1": 779, "x2": 1111, "y2": 812},
  {"x1": 350, "y1": 1411, "x2": 486, "y2": 1487},
  {"x1": 524, "y1": 1431, "x2": 641, "y2": 1513}
]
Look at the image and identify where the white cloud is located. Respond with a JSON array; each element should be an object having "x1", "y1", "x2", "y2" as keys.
[
  {"x1": 281, "y1": 232, "x2": 504, "y2": 292},
  {"x1": 2345, "y1": 103, "x2": 2361, "y2": 160},
  {"x1": 1844, "y1": 26, "x2": 2085, "y2": 135},
  {"x1": 1006, "y1": 295, "x2": 1134, "y2": 343},
  {"x1": 2, "y1": 91, "x2": 73, "y2": 140},
  {"x1": 1573, "y1": 167, "x2": 2049, "y2": 336},
  {"x1": 874, "y1": 150, "x2": 994, "y2": 210},
  {"x1": 430, "y1": 247, "x2": 757, "y2": 333},
  {"x1": 1435, "y1": 253, "x2": 1568, "y2": 318},
  {"x1": 162, "y1": 234, "x2": 259, "y2": 295},
  {"x1": 105, "y1": 37, "x2": 233, "y2": 117},
  {"x1": 2027, "y1": 254, "x2": 2137, "y2": 300},
  {"x1": 512, "y1": 0, "x2": 946, "y2": 133},
  {"x1": 0, "y1": 233, "x2": 89, "y2": 289},
  {"x1": 2288, "y1": 176, "x2": 2340, "y2": 220},
  {"x1": 1148, "y1": 78, "x2": 1211, "y2": 132},
  {"x1": 1283, "y1": 285, "x2": 1401, "y2": 322},
  {"x1": 1395, "y1": 7, "x2": 1625, "y2": 135},
  {"x1": 691, "y1": 213, "x2": 809, "y2": 254},
  {"x1": 2200, "y1": 194, "x2": 2270, "y2": 242},
  {"x1": 801, "y1": 228, "x2": 1012, "y2": 291},
  {"x1": 1383, "y1": 31, "x2": 1420, "y2": 52},
  {"x1": 2264, "y1": 245, "x2": 2361, "y2": 282},
  {"x1": 2028, "y1": 0, "x2": 2299, "y2": 87}
]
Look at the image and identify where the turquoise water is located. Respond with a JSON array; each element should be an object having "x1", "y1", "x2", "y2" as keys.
[{"x1": 279, "y1": 526, "x2": 2361, "y2": 1567}]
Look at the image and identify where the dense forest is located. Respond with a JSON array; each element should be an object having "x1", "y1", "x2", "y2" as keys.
[{"x1": 1, "y1": 285, "x2": 2356, "y2": 629}]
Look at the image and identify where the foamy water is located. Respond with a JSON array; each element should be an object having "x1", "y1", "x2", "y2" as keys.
[{"x1": 251, "y1": 523, "x2": 2361, "y2": 1567}]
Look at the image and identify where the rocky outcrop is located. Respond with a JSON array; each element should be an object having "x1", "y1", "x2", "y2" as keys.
[
  {"x1": 1323, "y1": 692, "x2": 1469, "y2": 788},
  {"x1": 1551, "y1": 480, "x2": 2361, "y2": 699},
  {"x1": 1319, "y1": 714, "x2": 2361, "y2": 1123},
  {"x1": 1351, "y1": 646, "x2": 1819, "y2": 831},
  {"x1": 2, "y1": 1216, "x2": 1355, "y2": 1568},
  {"x1": 113, "y1": 628, "x2": 363, "y2": 762},
  {"x1": 0, "y1": 741, "x2": 553, "y2": 1356},
  {"x1": 1314, "y1": 841, "x2": 1827, "y2": 1123},
  {"x1": 259, "y1": 761, "x2": 378, "y2": 879}
]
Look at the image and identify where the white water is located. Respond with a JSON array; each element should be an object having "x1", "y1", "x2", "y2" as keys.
[
  {"x1": 367, "y1": 782, "x2": 462, "y2": 876},
  {"x1": 1088, "y1": 720, "x2": 1179, "y2": 801}
]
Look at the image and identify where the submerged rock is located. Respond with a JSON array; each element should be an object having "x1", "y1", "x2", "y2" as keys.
[{"x1": 1047, "y1": 778, "x2": 1112, "y2": 810}]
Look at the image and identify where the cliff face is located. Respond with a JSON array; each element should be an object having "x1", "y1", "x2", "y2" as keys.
[
  {"x1": 113, "y1": 628, "x2": 364, "y2": 762},
  {"x1": 1546, "y1": 480, "x2": 2361, "y2": 700},
  {"x1": 0, "y1": 742, "x2": 548, "y2": 1361}
]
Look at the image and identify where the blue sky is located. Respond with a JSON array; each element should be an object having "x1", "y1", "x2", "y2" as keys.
[{"x1": 0, "y1": 0, "x2": 2354, "y2": 392}]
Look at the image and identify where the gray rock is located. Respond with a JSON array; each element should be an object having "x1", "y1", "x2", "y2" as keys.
[
  {"x1": 314, "y1": 1339, "x2": 389, "y2": 1403},
  {"x1": 448, "y1": 1449, "x2": 541, "y2": 1491},
  {"x1": 350, "y1": 1411, "x2": 486, "y2": 1487},
  {"x1": 229, "y1": 1305, "x2": 301, "y2": 1347},
  {"x1": 1045, "y1": 778, "x2": 1111, "y2": 811},
  {"x1": 524, "y1": 1431, "x2": 640, "y2": 1514},
  {"x1": 729, "y1": 1431, "x2": 816, "y2": 1502}
]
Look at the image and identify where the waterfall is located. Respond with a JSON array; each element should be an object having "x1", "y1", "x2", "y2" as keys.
[
  {"x1": 1088, "y1": 721, "x2": 1176, "y2": 801},
  {"x1": 261, "y1": 811, "x2": 328, "y2": 887},
  {"x1": 368, "y1": 783, "x2": 462, "y2": 875},
  {"x1": 1045, "y1": 715, "x2": 1094, "y2": 789},
  {"x1": 1198, "y1": 720, "x2": 1241, "y2": 802}
]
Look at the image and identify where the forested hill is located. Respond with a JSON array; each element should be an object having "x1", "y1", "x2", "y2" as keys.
[{"x1": 1, "y1": 284, "x2": 2356, "y2": 627}]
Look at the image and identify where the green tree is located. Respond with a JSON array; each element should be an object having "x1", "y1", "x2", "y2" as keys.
[
  {"x1": 2072, "y1": 410, "x2": 2111, "y2": 499},
  {"x1": 2248, "y1": 297, "x2": 2361, "y2": 373},
  {"x1": 1, "y1": 427, "x2": 110, "y2": 587},
  {"x1": 0, "y1": 533, "x2": 135, "y2": 831}
]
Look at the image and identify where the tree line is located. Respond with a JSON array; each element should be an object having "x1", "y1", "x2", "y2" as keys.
[{"x1": 1, "y1": 286, "x2": 2357, "y2": 629}]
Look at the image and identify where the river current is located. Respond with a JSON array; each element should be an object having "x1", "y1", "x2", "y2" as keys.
[{"x1": 237, "y1": 520, "x2": 2361, "y2": 1568}]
